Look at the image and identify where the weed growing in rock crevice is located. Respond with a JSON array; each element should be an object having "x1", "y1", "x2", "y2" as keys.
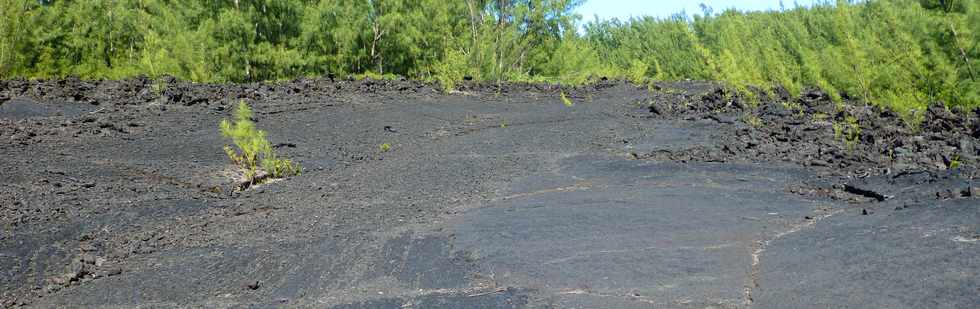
[
  {"x1": 833, "y1": 116, "x2": 862, "y2": 151},
  {"x1": 219, "y1": 100, "x2": 300, "y2": 187},
  {"x1": 742, "y1": 114, "x2": 763, "y2": 128},
  {"x1": 560, "y1": 92, "x2": 574, "y2": 107}
]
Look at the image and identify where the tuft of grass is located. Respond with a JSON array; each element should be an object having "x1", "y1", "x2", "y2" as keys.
[
  {"x1": 949, "y1": 155, "x2": 961, "y2": 169},
  {"x1": 220, "y1": 100, "x2": 300, "y2": 186},
  {"x1": 781, "y1": 101, "x2": 806, "y2": 117},
  {"x1": 150, "y1": 79, "x2": 167, "y2": 97},
  {"x1": 560, "y1": 92, "x2": 574, "y2": 107},
  {"x1": 812, "y1": 112, "x2": 830, "y2": 121},
  {"x1": 742, "y1": 114, "x2": 763, "y2": 128},
  {"x1": 379, "y1": 143, "x2": 391, "y2": 153},
  {"x1": 833, "y1": 115, "x2": 862, "y2": 151}
]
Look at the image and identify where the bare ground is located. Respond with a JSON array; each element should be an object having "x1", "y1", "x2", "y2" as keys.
[{"x1": 1, "y1": 78, "x2": 978, "y2": 308}]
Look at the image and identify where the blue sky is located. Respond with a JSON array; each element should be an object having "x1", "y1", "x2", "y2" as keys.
[{"x1": 576, "y1": 0, "x2": 816, "y2": 21}]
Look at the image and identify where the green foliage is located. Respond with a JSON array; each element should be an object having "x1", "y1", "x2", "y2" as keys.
[
  {"x1": 1, "y1": 0, "x2": 977, "y2": 118},
  {"x1": 149, "y1": 78, "x2": 167, "y2": 97},
  {"x1": 833, "y1": 115, "x2": 862, "y2": 150},
  {"x1": 354, "y1": 71, "x2": 399, "y2": 81},
  {"x1": 433, "y1": 48, "x2": 469, "y2": 92},
  {"x1": 0, "y1": 0, "x2": 588, "y2": 83},
  {"x1": 560, "y1": 92, "x2": 574, "y2": 107},
  {"x1": 379, "y1": 143, "x2": 391, "y2": 153},
  {"x1": 537, "y1": 33, "x2": 603, "y2": 85},
  {"x1": 626, "y1": 59, "x2": 649, "y2": 84},
  {"x1": 220, "y1": 101, "x2": 300, "y2": 185},
  {"x1": 0, "y1": 1, "x2": 31, "y2": 77},
  {"x1": 949, "y1": 155, "x2": 961, "y2": 169},
  {"x1": 584, "y1": 0, "x2": 979, "y2": 117},
  {"x1": 742, "y1": 114, "x2": 763, "y2": 128}
]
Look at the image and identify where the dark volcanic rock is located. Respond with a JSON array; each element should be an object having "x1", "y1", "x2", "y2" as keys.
[
  {"x1": 2, "y1": 78, "x2": 977, "y2": 308},
  {"x1": 637, "y1": 84, "x2": 980, "y2": 178},
  {"x1": 244, "y1": 280, "x2": 260, "y2": 290}
]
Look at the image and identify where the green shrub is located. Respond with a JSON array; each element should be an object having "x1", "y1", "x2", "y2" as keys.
[
  {"x1": 626, "y1": 59, "x2": 649, "y2": 84},
  {"x1": 219, "y1": 101, "x2": 300, "y2": 186},
  {"x1": 433, "y1": 48, "x2": 468, "y2": 93}
]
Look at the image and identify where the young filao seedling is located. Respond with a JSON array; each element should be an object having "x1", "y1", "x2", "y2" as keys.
[{"x1": 220, "y1": 100, "x2": 300, "y2": 188}]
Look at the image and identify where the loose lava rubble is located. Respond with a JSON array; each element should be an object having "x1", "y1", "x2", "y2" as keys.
[{"x1": 639, "y1": 84, "x2": 980, "y2": 203}]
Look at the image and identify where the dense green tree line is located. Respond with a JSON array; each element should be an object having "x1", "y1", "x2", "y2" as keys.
[
  {"x1": 0, "y1": 0, "x2": 583, "y2": 83},
  {"x1": 0, "y1": 0, "x2": 977, "y2": 116},
  {"x1": 586, "y1": 0, "x2": 979, "y2": 119}
]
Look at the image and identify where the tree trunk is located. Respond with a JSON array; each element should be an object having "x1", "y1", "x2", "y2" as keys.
[
  {"x1": 368, "y1": 0, "x2": 385, "y2": 74},
  {"x1": 948, "y1": 23, "x2": 976, "y2": 82},
  {"x1": 371, "y1": 21, "x2": 384, "y2": 74}
]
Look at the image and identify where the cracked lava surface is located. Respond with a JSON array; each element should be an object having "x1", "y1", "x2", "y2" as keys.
[{"x1": 2, "y1": 78, "x2": 979, "y2": 308}]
